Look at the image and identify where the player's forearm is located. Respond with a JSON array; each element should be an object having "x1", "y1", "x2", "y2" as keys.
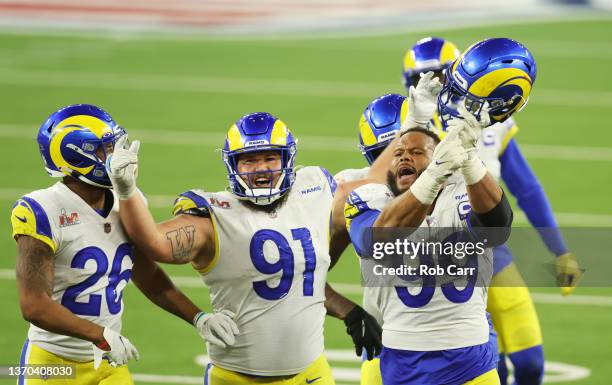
[
  {"x1": 324, "y1": 283, "x2": 357, "y2": 320},
  {"x1": 329, "y1": 226, "x2": 350, "y2": 270},
  {"x1": 465, "y1": 172, "x2": 503, "y2": 213},
  {"x1": 374, "y1": 191, "x2": 429, "y2": 228},
  {"x1": 19, "y1": 293, "x2": 104, "y2": 344},
  {"x1": 119, "y1": 193, "x2": 170, "y2": 262},
  {"x1": 133, "y1": 263, "x2": 200, "y2": 324},
  {"x1": 140, "y1": 286, "x2": 200, "y2": 324}
]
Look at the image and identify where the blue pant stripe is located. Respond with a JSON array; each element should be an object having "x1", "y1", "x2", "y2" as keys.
[
  {"x1": 18, "y1": 338, "x2": 29, "y2": 385},
  {"x1": 204, "y1": 363, "x2": 212, "y2": 385}
]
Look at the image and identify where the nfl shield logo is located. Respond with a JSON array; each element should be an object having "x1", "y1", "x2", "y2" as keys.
[{"x1": 104, "y1": 223, "x2": 112, "y2": 233}]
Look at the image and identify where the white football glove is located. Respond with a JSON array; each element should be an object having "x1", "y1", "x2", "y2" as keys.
[
  {"x1": 400, "y1": 71, "x2": 443, "y2": 132},
  {"x1": 446, "y1": 103, "x2": 491, "y2": 185},
  {"x1": 194, "y1": 310, "x2": 240, "y2": 348},
  {"x1": 410, "y1": 126, "x2": 467, "y2": 205},
  {"x1": 106, "y1": 135, "x2": 140, "y2": 200},
  {"x1": 93, "y1": 327, "x2": 140, "y2": 369}
]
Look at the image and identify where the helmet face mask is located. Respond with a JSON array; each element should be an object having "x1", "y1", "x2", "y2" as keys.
[
  {"x1": 438, "y1": 72, "x2": 495, "y2": 123},
  {"x1": 38, "y1": 104, "x2": 126, "y2": 189},
  {"x1": 222, "y1": 113, "x2": 297, "y2": 206},
  {"x1": 406, "y1": 68, "x2": 446, "y2": 90},
  {"x1": 360, "y1": 141, "x2": 389, "y2": 165}
]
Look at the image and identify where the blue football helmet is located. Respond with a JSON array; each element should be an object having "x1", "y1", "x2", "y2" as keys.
[
  {"x1": 402, "y1": 37, "x2": 461, "y2": 90},
  {"x1": 222, "y1": 112, "x2": 297, "y2": 205},
  {"x1": 359, "y1": 93, "x2": 407, "y2": 165},
  {"x1": 37, "y1": 104, "x2": 126, "y2": 188},
  {"x1": 438, "y1": 38, "x2": 537, "y2": 125}
]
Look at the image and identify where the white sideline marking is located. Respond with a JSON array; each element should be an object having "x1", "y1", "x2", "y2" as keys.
[
  {"x1": 513, "y1": 211, "x2": 612, "y2": 227},
  {"x1": 0, "y1": 268, "x2": 611, "y2": 306},
  {"x1": 2, "y1": 187, "x2": 612, "y2": 226},
  {"x1": 0, "y1": 68, "x2": 611, "y2": 107},
  {"x1": 530, "y1": 293, "x2": 612, "y2": 307},
  {"x1": 2, "y1": 123, "x2": 612, "y2": 161}
]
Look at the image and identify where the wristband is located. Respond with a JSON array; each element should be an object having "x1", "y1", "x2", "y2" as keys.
[
  {"x1": 461, "y1": 156, "x2": 488, "y2": 185},
  {"x1": 116, "y1": 185, "x2": 137, "y2": 201},
  {"x1": 95, "y1": 339, "x2": 110, "y2": 351},
  {"x1": 192, "y1": 311, "x2": 206, "y2": 327},
  {"x1": 409, "y1": 171, "x2": 442, "y2": 205}
]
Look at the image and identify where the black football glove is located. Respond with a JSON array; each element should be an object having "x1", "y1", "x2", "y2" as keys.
[{"x1": 343, "y1": 305, "x2": 382, "y2": 360}]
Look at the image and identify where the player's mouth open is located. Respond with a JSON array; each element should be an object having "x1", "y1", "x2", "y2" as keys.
[
  {"x1": 252, "y1": 175, "x2": 273, "y2": 188},
  {"x1": 397, "y1": 165, "x2": 416, "y2": 185}
]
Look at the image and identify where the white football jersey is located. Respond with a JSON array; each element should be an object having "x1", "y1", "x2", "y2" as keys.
[
  {"x1": 173, "y1": 166, "x2": 335, "y2": 376},
  {"x1": 333, "y1": 167, "x2": 369, "y2": 184},
  {"x1": 346, "y1": 174, "x2": 493, "y2": 351},
  {"x1": 11, "y1": 182, "x2": 133, "y2": 361},
  {"x1": 477, "y1": 117, "x2": 518, "y2": 180}
]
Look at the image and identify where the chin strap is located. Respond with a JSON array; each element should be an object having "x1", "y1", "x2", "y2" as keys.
[
  {"x1": 59, "y1": 166, "x2": 112, "y2": 189},
  {"x1": 235, "y1": 170, "x2": 288, "y2": 205}
]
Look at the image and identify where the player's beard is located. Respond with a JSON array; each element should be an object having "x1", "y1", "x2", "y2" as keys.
[
  {"x1": 243, "y1": 192, "x2": 289, "y2": 213},
  {"x1": 387, "y1": 169, "x2": 424, "y2": 197},
  {"x1": 387, "y1": 170, "x2": 403, "y2": 197}
]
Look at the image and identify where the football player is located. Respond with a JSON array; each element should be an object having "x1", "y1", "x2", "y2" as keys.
[
  {"x1": 334, "y1": 93, "x2": 404, "y2": 385},
  {"x1": 105, "y1": 112, "x2": 383, "y2": 385},
  {"x1": 345, "y1": 100, "x2": 512, "y2": 385},
  {"x1": 11, "y1": 104, "x2": 237, "y2": 385},
  {"x1": 335, "y1": 71, "x2": 444, "y2": 385},
  {"x1": 429, "y1": 37, "x2": 581, "y2": 385}
]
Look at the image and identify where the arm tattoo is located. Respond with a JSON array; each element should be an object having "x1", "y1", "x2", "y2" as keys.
[
  {"x1": 16, "y1": 237, "x2": 54, "y2": 296},
  {"x1": 165, "y1": 225, "x2": 196, "y2": 262}
]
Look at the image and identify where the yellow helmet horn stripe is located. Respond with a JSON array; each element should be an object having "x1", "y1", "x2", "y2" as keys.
[
  {"x1": 468, "y1": 68, "x2": 532, "y2": 99},
  {"x1": 439, "y1": 41, "x2": 461, "y2": 64},
  {"x1": 226, "y1": 124, "x2": 244, "y2": 151},
  {"x1": 359, "y1": 114, "x2": 377, "y2": 147},
  {"x1": 399, "y1": 98, "x2": 408, "y2": 124},
  {"x1": 403, "y1": 50, "x2": 417, "y2": 72},
  {"x1": 270, "y1": 120, "x2": 289, "y2": 146},
  {"x1": 54, "y1": 115, "x2": 112, "y2": 138}
]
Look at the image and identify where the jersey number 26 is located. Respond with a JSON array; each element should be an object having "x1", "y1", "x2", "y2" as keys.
[{"x1": 61, "y1": 243, "x2": 133, "y2": 316}]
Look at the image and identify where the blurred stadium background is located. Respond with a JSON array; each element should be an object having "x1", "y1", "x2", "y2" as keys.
[{"x1": 1, "y1": 0, "x2": 611, "y2": 384}]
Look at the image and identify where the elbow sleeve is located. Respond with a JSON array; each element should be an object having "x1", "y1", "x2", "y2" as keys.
[{"x1": 468, "y1": 191, "x2": 513, "y2": 246}]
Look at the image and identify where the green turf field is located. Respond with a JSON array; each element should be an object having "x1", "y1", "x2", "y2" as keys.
[{"x1": 0, "y1": 18, "x2": 611, "y2": 385}]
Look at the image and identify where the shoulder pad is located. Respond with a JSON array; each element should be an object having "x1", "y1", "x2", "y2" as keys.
[
  {"x1": 11, "y1": 196, "x2": 57, "y2": 252},
  {"x1": 319, "y1": 167, "x2": 337, "y2": 195},
  {"x1": 172, "y1": 190, "x2": 212, "y2": 217},
  {"x1": 345, "y1": 183, "x2": 393, "y2": 219}
]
